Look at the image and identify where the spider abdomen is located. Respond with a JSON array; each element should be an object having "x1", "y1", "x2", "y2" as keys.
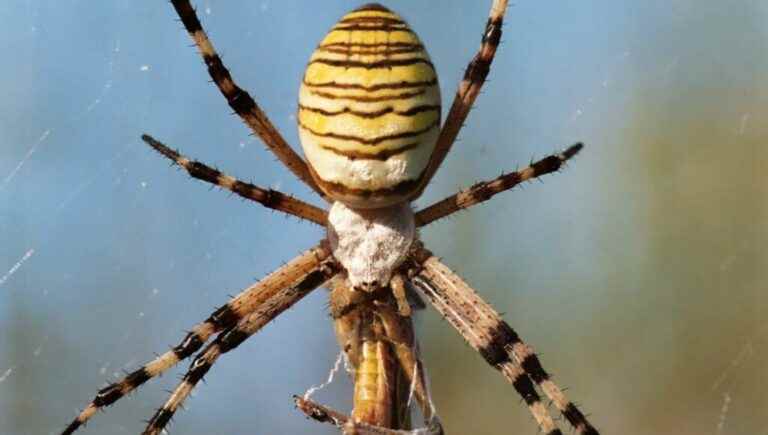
[{"x1": 298, "y1": 3, "x2": 441, "y2": 208}]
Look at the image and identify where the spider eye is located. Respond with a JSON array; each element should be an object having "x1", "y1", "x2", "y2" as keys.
[{"x1": 297, "y1": 4, "x2": 442, "y2": 209}]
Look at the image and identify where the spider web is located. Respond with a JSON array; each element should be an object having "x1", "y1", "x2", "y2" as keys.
[{"x1": 1, "y1": 1, "x2": 767, "y2": 435}]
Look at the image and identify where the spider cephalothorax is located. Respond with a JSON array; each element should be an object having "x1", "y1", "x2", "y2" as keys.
[
  {"x1": 327, "y1": 201, "x2": 415, "y2": 291},
  {"x1": 63, "y1": 2, "x2": 598, "y2": 435}
]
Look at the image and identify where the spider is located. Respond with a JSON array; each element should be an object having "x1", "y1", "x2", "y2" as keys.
[{"x1": 63, "y1": 2, "x2": 599, "y2": 434}]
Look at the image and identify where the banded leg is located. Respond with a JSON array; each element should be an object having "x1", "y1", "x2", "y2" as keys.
[
  {"x1": 169, "y1": 0, "x2": 321, "y2": 195},
  {"x1": 415, "y1": 0, "x2": 509, "y2": 197},
  {"x1": 142, "y1": 260, "x2": 339, "y2": 435},
  {"x1": 415, "y1": 143, "x2": 583, "y2": 227},
  {"x1": 62, "y1": 242, "x2": 331, "y2": 434},
  {"x1": 408, "y1": 245, "x2": 599, "y2": 435},
  {"x1": 142, "y1": 134, "x2": 327, "y2": 226}
]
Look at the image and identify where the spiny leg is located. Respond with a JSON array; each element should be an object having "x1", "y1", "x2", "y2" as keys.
[
  {"x1": 142, "y1": 260, "x2": 339, "y2": 435},
  {"x1": 169, "y1": 0, "x2": 322, "y2": 195},
  {"x1": 62, "y1": 242, "x2": 331, "y2": 434},
  {"x1": 415, "y1": 0, "x2": 509, "y2": 197},
  {"x1": 408, "y1": 244, "x2": 599, "y2": 435},
  {"x1": 142, "y1": 134, "x2": 327, "y2": 226},
  {"x1": 415, "y1": 143, "x2": 583, "y2": 226}
]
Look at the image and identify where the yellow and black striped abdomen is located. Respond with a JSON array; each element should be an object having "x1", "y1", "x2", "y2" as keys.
[{"x1": 298, "y1": 3, "x2": 441, "y2": 208}]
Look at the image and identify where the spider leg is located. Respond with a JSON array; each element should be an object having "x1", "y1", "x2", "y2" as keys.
[
  {"x1": 142, "y1": 134, "x2": 327, "y2": 225},
  {"x1": 415, "y1": 143, "x2": 583, "y2": 226},
  {"x1": 414, "y1": 0, "x2": 509, "y2": 197},
  {"x1": 169, "y1": 0, "x2": 322, "y2": 196},
  {"x1": 407, "y1": 244, "x2": 599, "y2": 435},
  {"x1": 295, "y1": 396, "x2": 443, "y2": 435},
  {"x1": 141, "y1": 259, "x2": 339, "y2": 435},
  {"x1": 62, "y1": 242, "x2": 332, "y2": 435}
]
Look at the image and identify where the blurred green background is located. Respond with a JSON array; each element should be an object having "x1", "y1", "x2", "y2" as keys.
[{"x1": 1, "y1": 1, "x2": 766, "y2": 434}]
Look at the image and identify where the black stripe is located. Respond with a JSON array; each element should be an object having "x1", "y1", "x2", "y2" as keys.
[
  {"x1": 217, "y1": 328, "x2": 250, "y2": 353},
  {"x1": 478, "y1": 322, "x2": 521, "y2": 367},
  {"x1": 353, "y1": 3, "x2": 391, "y2": 13},
  {"x1": 184, "y1": 354, "x2": 213, "y2": 385},
  {"x1": 299, "y1": 103, "x2": 440, "y2": 119},
  {"x1": 461, "y1": 17, "x2": 504, "y2": 86},
  {"x1": 478, "y1": 341, "x2": 511, "y2": 367},
  {"x1": 231, "y1": 183, "x2": 279, "y2": 208},
  {"x1": 483, "y1": 17, "x2": 503, "y2": 47},
  {"x1": 94, "y1": 380, "x2": 125, "y2": 407},
  {"x1": 309, "y1": 88, "x2": 426, "y2": 103},
  {"x1": 338, "y1": 16, "x2": 405, "y2": 26},
  {"x1": 125, "y1": 367, "x2": 152, "y2": 388},
  {"x1": 530, "y1": 153, "x2": 569, "y2": 178},
  {"x1": 317, "y1": 45, "x2": 423, "y2": 55},
  {"x1": 207, "y1": 303, "x2": 241, "y2": 328},
  {"x1": 92, "y1": 365, "x2": 150, "y2": 407},
  {"x1": 333, "y1": 25, "x2": 414, "y2": 34},
  {"x1": 490, "y1": 324, "x2": 547, "y2": 382},
  {"x1": 171, "y1": 0, "x2": 203, "y2": 34},
  {"x1": 145, "y1": 408, "x2": 174, "y2": 433},
  {"x1": 319, "y1": 142, "x2": 420, "y2": 161},
  {"x1": 311, "y1": 167, "x2": 421, "y2": 200},
  {"x1": 203, "y1": 53, "x2": 257, "y2": 116},
  {"x1": 319, "y1": 42, "x2": 423, "y2": 49},
  {"x1": 563, "y1": 142, "x2": 584, "y2": 159},
  {"x1": 299, "y1": 119, "x2": 438, "y2": 145},
  {"x1": 187, "y1": 159, "x2": 225, "y2": 183},
  {"x1": 62, "y1": 420, "x2": 82, "y2": 435},
  {"x1": 172, "y1": 331, "x2": 205, "y2": 360},
  {"x1": 547, "y1": 431, "x2": 564, "y2": 435},
  {"x1": 563, "y1": 402, "x2": 599, "y2": 434},
  {"x1": 463, "y1": 56, "x2": 491, "y2": 86},
  {"x1": 511, "y1": 373, "x2": 542, "y2": 406},
  {"x1": 296, "y1": 268, "x2": 337, "y2": 295},
  {"x1": 308, "y1": 57, "x2": 433, "y2": 70},
  {"x1": 303, "y1": 78, "x2": 437, "y2": 91},
  {"x1": 519, "y1": 352, "x2": 551, "y2": 385}
]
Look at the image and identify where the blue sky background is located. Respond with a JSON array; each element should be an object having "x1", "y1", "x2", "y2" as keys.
[{"x1": 1, "y1": 1, "x2": 767, "y2": 434}]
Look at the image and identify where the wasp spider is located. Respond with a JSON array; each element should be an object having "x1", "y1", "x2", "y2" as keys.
[{"x1": 63, "y1": 2, "x2": 597, "y2": 434}]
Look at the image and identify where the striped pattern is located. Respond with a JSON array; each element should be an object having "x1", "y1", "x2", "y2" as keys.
[
  {"x1": 169, "y1": 0, "x2": 322, "y2": 195},
  {"x1": 141, "y1": 134, "x2": 328, "y2": 226},
  {"x1": 415, "y1": 143, "x2": 584, "y2": 226},
  {"x1": 353, "y1": 340, "x2": 397, "y2": 427},
  {"x1": 409, "y1": 246, "x2": 600, "y2": 435},
  {"x1": 62, "y1": 243, "x2": 331, "y2": 434},
  {"x1": 142, "y1": 261, "x2": 339, "y2": 435},
  {"x1": 298, "y1": 4, "x2": 441, "y2": 208}
]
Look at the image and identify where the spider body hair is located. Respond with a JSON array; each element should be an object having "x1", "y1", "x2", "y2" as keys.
[{"x1": 327, "y1": 201, "x2": 415, "y2": 291}]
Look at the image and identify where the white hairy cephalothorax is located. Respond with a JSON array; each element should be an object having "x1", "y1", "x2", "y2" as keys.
[{"x1": 327, "y1": 201, "x2": 415, "y2": 290}]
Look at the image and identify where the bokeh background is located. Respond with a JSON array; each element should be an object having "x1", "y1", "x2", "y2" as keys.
[{"x1": 1, "y1": 1, "x2": 766, "y2": 434}]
